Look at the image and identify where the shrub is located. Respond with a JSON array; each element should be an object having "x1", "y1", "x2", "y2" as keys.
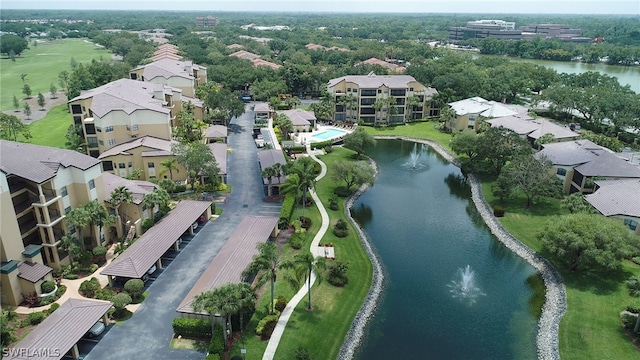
[
  {"x1": 288, "y1": 233, "x2": 305, "y2": 250},
  {"x1": 333, "y1": 219, "x2": 349, "y2": 238},
  {"x1": 41, "y1": 280, "x2": 56, "y2": 294},
  {"x1": 324, "y1": 145, "x2": 333, "y2": 153},
  {"x1": 205, "y1": 354, "x2": 221, "y2": 360},
  {"x1": 327, "y1": 261, "x2": 349, "y2": 287},
  {"x1": 39, "y1": 296, "x2": 56, "y2": 306},
  {"x1": 77, "y1": 250, "x2": 94, "y2": 266},
  {"x1": 333, "y1": 186, "x2": 352, "y2": 198},
  {"x1": 55, "y1": 285, "x2": 66, "y2": 297},
  {"x1": 27, "y1": 312, "x2": 46, "y2": 325},
  {"x1": 112, "y1": 293, "x2": 132, "y2": 318},
  {"x1": 89, "y1": 263, "x2": 99, "y2": 273},
  {"x1": 3, "y1": 308, "x2": 18, "y2": 322},
  {"x1": 47, "y1": 303, "x2": 60, "y2": 314},
  {"x1": 141, "y1": 219, "x2": 154, "y2": 232},
  {"x1": 124, "y1": 279, "x2": 145, "y2": 300},
  {"x1": 22, "y1": 292, "x2": 39, "y2": 307},
  {"x1": 63, "y1": 273, "x2": 78, "y2": 280},
  {"x1": 208, "y1": 322, "x2": 225, "y2": 355},
  {"x1": 621, "y1": 313, "x2": 640, "y2": 334},
  {"x1": 626, "y1": 277, "x2": 640, "y2": 297},
  {"x1": 171, "y1": 318, "x2": 212, "y2": 338},
  {"x1": 294, "y1": 346, "x2": 311, "y2": 360},
  {"x1": 174, "y1": 184, "x2": 187, "y2": 193},
  {"x1": 96, "y1": 288, "x2": 116, "y2": 301},
  {"x1": 493, "y1": 206, "x2": 505, "y2": 217},
  {"x1": 92, "y1": 246, "x2": 107, "y2": 257},
  {"x1": 256, "y1": 312, "x2": 280, "y2": 339},
  {"x1": 279, "y1": 193, "x2": 296, "y2": 225},
  {"x1": 328, "y1": 198, "x2": 339, "y2": 211},
  {"x1": 275, "y1": 295, "x2": 287, "y2": 312},
  {"x1": 299, "y1": 216, "x2": 312, "y2": 229},
  {"x1": 79, "y1": 277, "x2": 101, "y2": 298}
]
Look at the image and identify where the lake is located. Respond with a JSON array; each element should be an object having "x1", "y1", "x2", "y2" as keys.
[{"x1": 351, "y1": 139, "x2": 540, "y2": 360}]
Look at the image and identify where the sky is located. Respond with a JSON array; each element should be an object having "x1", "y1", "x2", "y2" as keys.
[{"x1": 2, "y1": 0, "x2": 639, "y2": 15}]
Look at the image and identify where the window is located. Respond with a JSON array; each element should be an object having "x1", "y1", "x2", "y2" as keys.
[
  {"x1": 102, "y1": 161, "x2": 114, "y2": 171},
  {"x1": 148, "y1": 162, "x2": 155, "y2": 168},
  {"x1": 105, "y1": 126, "x2": 114, "y2": 132},
  {"x1": 87, "y1": 137, "x2": 98, "y2": 148},
  {"x1": 128, "y1": 162, "x2": 132, "y2": 168},
  {"x1": 347, "y1": 88, "x2": 351, "y2": 92},
  {"x1": 99, "y1": 140, "x2": 104, "y2": 146},
  {"x1": 377, "y1": 89, "x2": 382, "y2": 94},
  {"x1": 60, "y1": 186, "x2": 68, "y2": 197},
  {"x1": 85, "y1": 123, "x2": 96, "y2": 135},
  {"x1": 360, "y1": 89, "x2": 376, "y2": 96},
  {"x1": 118, "y1": 163, "x2": 126, "y2": 169},
  {"x1": 130, "y1": 73, "x2": 137, "y2": 80},
  {"x1": 88, "y1": 179, "x2": 95, "y2": 190},
  {"x1": 409, "y1": 87, "x2": 414, "y2": 91},
  {"x1": 65, "y1": 206, "x2": 71, "y2": 214},
  {"x1": 390, "y1": 89, "x2": 406, "y2": 97},
  {"x1": 108, "y1": 139, "x2": 116, "y2": 146},
  {"x1": 71, "y1": 104, "x2": 82, "y2": 114},
  {"x1": 624, "y1": 219, "x2": 638, "y2": 231},
  {"x1": 73, "y1": 116, "x2": 82, "y2": 125},
  {"x1": 126, "y1": 125, "x2": 130, "y2": 131},
  {"x1": 96, "y1": 126, "x2": 102, "y2": 132},
  {"x1": 132, "y1": 124, "x2": 138, "y2": 131},
  {"x1": 352, "y1": 88, "x2": 358, "y2": 93},
  {"x1": 556, "y1": 168, "x2": 567, "y2": 176},
  {"x1": 68, "y1": 225, "x2": 75, "y2": 234}
]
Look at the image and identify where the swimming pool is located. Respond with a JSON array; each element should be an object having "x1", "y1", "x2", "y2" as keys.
[{"x1": 311, "y1": 128, "x2": 348, "y2": 142}]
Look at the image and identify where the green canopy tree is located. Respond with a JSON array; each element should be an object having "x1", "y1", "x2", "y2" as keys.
[
  {"x1": 64, "y1": 125, "x2": 86, "y2": 153},
  {"x1": 495, "y1": 154, "x2": 562, "y2": 208},
  {"x1": 142, "y1": 188, "x2": 170, "y2": 219},
  {"x1": 343, "y1": 127, "x2": 376, "y2": 158},
  {"x1": 331, "y1": 160, "x2": 375, "y2": 191},
  {"x1": 0, "y1": 113, "x2": 31, "y2": 141},
  {"x1": 66, "y1": 207, "x2": 91, "y2": 250},
  {"x1": 172, "y1": 142, "x2": 220, "y2": 190},
  {"x1": 538, "y1": 213, "x2": 640, "y2": 271},
  {"x1": 280, "y1": 251, "x2": 327, "y2": 310},
  {"x1": 275, "y1": 113, "x2": 293, "y2": 140},
  {"x1": 60, "y1": 234, "x2": 81, "y2": 266},
  {"x1": 242, "y1": 242, "x2": 280, "y2": 314}
]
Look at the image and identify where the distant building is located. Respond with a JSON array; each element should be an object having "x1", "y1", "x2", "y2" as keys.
[
  {"x1": 195, "y1": 16, "x2": 219, "y2": 28},
  {"x1": 449, "y1": 19, "x2": 585, "y2": 42}
]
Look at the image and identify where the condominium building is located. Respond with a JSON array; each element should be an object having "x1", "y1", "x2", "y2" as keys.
[
  {"x1": 68, "y1": 79, "x2": 180, "y2": 158},
  {"x1": 195, "y1": 15, "x2": 219, "y2": 28},
  {"x1": 1, "y1": 141, "x2": 105, "y2": 305},
  {"x1": 449, "y1": 20, "x2": 584, "y2": 42},
  {"x1": 327, "y1": 73, "x2": 438, "y2": 125},
  {"x1": 129, "y1": 58, "x2": 207, "y2": 98}
]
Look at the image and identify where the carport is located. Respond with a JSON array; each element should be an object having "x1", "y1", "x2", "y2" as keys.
[
  {"x1": 101, "y1": 200, "x2": 212, "y2": 287},
  {"x1": 258, "y1": 149, "x2": 287, "y2": 197},
  {"x1": 4, "y1": 298, "x2": 112, "y2": 360},
  {"x1": 176, "y1": 215, "x2": 279, "y2": 318}
]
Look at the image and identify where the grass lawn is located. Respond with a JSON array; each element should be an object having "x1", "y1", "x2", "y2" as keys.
[
  {"x1": 17, "y1": 104, "x2": 71, "y2": 148},
  {"x1": 170, "y1": 336, "x2": 209, "y2": 351},
  {"x1": 230, "y1": 147, "x2": 373, "y2": 360},
  {"x1": 361, "y1": 120, "x2": 454, "y2": 153},
  {"x1": 1, "y1": 38, "x2": 110, "y2": 111}
]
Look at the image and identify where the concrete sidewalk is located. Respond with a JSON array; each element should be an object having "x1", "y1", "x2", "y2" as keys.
[{"x1": 262, "y1": 145, "x2": 330, "y2": 360}]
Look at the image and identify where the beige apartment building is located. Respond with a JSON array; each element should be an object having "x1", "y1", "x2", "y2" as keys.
[
  {"x1": 68, "y1": 79, "x2": 181, "y2": 158},
  {"x1": 1, "y1": 141, "x2": 104, "y2": 305},
  {"x1": 129, "y1": 58, "x2": 207, "y2": 98},
  {"x1": 327, "y1": 73, "x2": 439, "y2": 125}
]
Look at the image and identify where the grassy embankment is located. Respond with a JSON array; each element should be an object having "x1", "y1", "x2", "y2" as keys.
[
  {"x1": 365, "y1": 120, "x2": 640, "y2": 359},
  {"x1": 230, "y1": 147, "x2": 373, "y2": 359}
]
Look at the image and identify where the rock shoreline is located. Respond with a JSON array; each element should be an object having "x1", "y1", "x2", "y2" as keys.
[{"x1": 338, "y1": 136, "x2": 566, "y2": 360}]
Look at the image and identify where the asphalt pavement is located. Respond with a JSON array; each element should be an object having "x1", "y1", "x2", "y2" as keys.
[{"x1": 85, "y1": 103, "x2": 282, "y2": 360}]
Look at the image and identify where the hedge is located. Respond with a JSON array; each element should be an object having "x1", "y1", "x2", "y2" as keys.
[
  {"x1": 172, "y1": 318, "x2": 213, "y2": 338},
  {"x1": 279, "y1": 193, "x2": 296, "y2": 228},
  {"x1": 208, "y1": 322, "x2": 225, "y2": 356}
]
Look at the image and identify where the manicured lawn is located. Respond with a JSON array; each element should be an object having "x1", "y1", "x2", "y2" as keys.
[
  {"x1": 230, "y1": 147, "x2": 373, "y2": 360},
  {"x1": 17, "y1": 104, "x2": 71, "y2": 148},
  {"x1": 1, "y1": 38, "x2": 110, "y2": 111},
  {"x1": 361, "y1": 120, "x2": 454, "y2": 153}
]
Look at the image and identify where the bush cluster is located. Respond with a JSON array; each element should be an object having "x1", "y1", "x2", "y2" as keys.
[
  {"x1": 124, "y1": 279, "x2": 145, "y2": 301},
  {"x1": 26, "y1": 312, "x2": 46, "y2": 325},
  {"x1": 256, "y1": 311, "x2": 280, "y2": 339},
  {"x1": 493, "y1": 206, "x2": 505, "y2": 217},
  {"x1": 141, "y1": 219, "x2": 154, "y2": 232},
  {"x1": 328, "y1": 197, "x2": 339, "y2": 211},
  {"x1": 279, "y1": 193, "x2": 296, "y2": 229},
  {"x1": 333, "y1": 186, "x2": 352, "y2": 198},
  {"x1": 79, "y1": 277, "x2": 101, "y2": 298},
  {"x1": 332, "y1": 219, "x2": 349, "y2": 238},
  {"x1": 327, "y1": 261, "x2": 349, "y2": 287},
  {"x1": 172, "y1": 318, "x2": 213, "y2": 338},
  {"x1": 288, "y1": 233, "x2": 305, "y2": 250},
  {"x1": 275, "y1": 295, "x2": 287, "y2": 312},
  {"x1": 41, "y1": 280, "x2": 56, "y2": 294},
  {"x1": 208, "y1": 322, "x2": 225, "y2": 356}
]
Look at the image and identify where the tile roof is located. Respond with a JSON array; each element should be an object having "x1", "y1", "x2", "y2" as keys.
[
  {"x1": 226, "y1": 43, "x2": 244, "y2": 49},
  {"x1": 208, "y1": 143, "x2": 228, "y2": 175},
  {"x1": 252, "y1": 58, "x2": 282, "y2": 69},
  {"x1": 102, "y1": 172, "x2": 158, "y2": 205},
  {"x1": 585, "y1": 179, "x2": 640, "y2": 218},
  {"x1": 535, "y1": 139, "x2": 608, "y2": 166},
  {"x1": 132, "y1": 58, "x2": 203, "y2": 81},
  {"x1": 356, "y1": 57, "x2": 403, "y2": 72},
  {"x1": 0, "y1": 140, "x2": 100, "y2": 184},
  {"x1": 278, "y1": 109, "x2": 316, "y2": 126},
  {"x1": 17, "y1": 262, "x2": 52, "y2": 283},
  {"x1": 69, "y1": 79, "x2": 171, "y2": 118},
  {"x1": 101, "y1": 200, "x2": 212, "y2": 279},
  {"x1": 98, "y1": 136, "x2": 177, "y2": 159},
  {"x1": 204, "y1": 125, "x2": 228, "y2": 139},
  {"x1": 176, "y1": 215, "x2": 279, "y2": 315},
  {"x1": 527, "y1": 119, "x2": 580, "y2": 140},
  {"x1": 150, "y1": 53, "x2": 183, "y2": 62},
  {"x1": 229, "y1": 50, "x2": 261, "y2": 61},
  {"x1": 5, "y1": 298, "x2": 112, "y2": 360},
  {"x1": 254, "y1": 103, "x2": 271, "y2": 113},
  {"x1": 575, "y1": 152, "x2": 640, "y2": 178},
  {"x1": 328, "y1": 73, "x2": 420, "y2": 89},
  {"x1": 487, "y1": 116, "x2": 579, "y2": 139}
]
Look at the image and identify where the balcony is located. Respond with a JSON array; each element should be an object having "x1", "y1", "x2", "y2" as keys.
[{"x1": 32, "y1": 190, "x2": 61, "y2": 207}]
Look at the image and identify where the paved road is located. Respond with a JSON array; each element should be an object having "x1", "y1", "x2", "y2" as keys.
[{"x1": 86, "y1": 104, "x2": 281, "y2": 360}]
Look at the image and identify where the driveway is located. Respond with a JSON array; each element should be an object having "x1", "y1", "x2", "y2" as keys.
[{"x1": 85, "y1": 104, "x2": 282, "y2": 360}]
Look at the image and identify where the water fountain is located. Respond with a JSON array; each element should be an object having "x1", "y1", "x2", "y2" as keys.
[
  {"x1": 448, "y1": 265, "x2": 485, "y2": 305},
  {"x1": 409, "y1": 142, "x2": 422, "y2": 169}
]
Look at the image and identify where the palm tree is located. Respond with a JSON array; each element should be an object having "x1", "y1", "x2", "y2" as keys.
[
  {"x1": 261, "y1": 166, "x2": 277, "y2": 197},
  {"x1": 280, "y1": 173, "x2": 303, "y2": 204},
  {"x1": 109, "y1": 186, "x2": 133, "y2": 236},
  {"x1": 235, "y1": 283, "x2": 256, "y2": 334},
  {"x1": 66, "y1": 206, "x2": 91, "y2": 250},
  {"x1": 85, "y1": 201, "x2": 115, "y2": 246},
  {"x1": 338, "y1": 93, "x2": 358, "y2": 122},
  {"x1": 242, "y1": 242, "x2": 280, "y2": 313},
  {"x1": 374, "y1": 96, "x2": 397, "y2": 125},
  {"x1": 142, "y1": 188, "x2": 170, "y2": 219},
  {"x1": 406, "y1": 94, "x2": 422, "y2": 121},
  {"x1": 439, "y1": 106, "x2": 458, "y2": 131},
  {"x1": 192, "y1": 283, "x2": 256, "y2": 347},
  {"x1": 280, "y1": 251, "x2": 326, "y2": 310},
  {"x1": 60, "y1": 234, "x2": 80, "y2": 266},
  {"x1": 159, "y1": 159, "x2": 180, "y2": 181},
  {"x1": 287, "y1": 157, "x2": 317, "y2": 218}
]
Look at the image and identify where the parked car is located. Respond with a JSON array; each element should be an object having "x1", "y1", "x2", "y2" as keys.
[{"x1": 87, "y1": 321, "x2": 105, "y2": 338}]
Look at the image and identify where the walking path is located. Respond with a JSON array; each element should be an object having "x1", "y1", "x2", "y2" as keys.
[{"x1": 262, "y1": 145, "x2": 329, "y2": 360}]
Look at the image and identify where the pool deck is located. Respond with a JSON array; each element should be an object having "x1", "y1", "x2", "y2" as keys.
[{"x1": 293, "y1": 124, "x2": 354, "y2": 145}]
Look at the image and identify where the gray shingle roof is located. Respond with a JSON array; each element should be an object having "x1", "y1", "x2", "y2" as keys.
[
  {"x1": 258, "y1": 149, "x2": 287, "y2": 185},
  {"x1": 254, "y1": 103, "x2": 271, "y2": 113},
  {"x1": 208, "y1": 143, "x2": 227, "y2": 176},
  {"x1": 328, "y1": 73, "x2": 420, "y2": 89},
  {"x1": 102, "y1": 172, "x2": 158, "y2": 205},
  {"x1": 535, "y1": 140, "x2": 608, "y2": 166},
  {"x1": 132, "y1": 58, "x2": 203, "y2": 81},
  {"x1": 69, "y1": 79, "x2": 171, "y2": 118},
  {"x1": 17, "y1": 262, "x2": 52, "y2": 283},
  {"x1": 487, "y1": 116, "x2": 579, "y2": 139},
  {"x1": 575, "y1": 152, "x2": 640, "y2": 178},
  {"x1": 0, "y1": 140, "x2": 100, "y2": 184},
  {"x1": 98, "y1": 136, "x2": 177, "y2": 160},
  {"x1": 101, "y1": 200, "x2": 212, "y2": 279},
  {"x1": 279, "y1": 109, "x2": 316, "y2": 126},
  {"x1": 204, "y1": 125, "x2": 228, "y2": 139},
  {"x1": 585, "y1": 179, "x2": 640, "y2": 218},
  {"x1": 176, "y1": 215, "x2": 279, "y2": 315},
  {"x1": 5, "y1": 298, "x2": 112, "y2": 360}
]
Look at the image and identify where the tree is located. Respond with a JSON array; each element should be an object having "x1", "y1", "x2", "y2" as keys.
[
  {"x1": 538, "y1": 213, "x2": 640, "y2": 271},
  {"x1": 242, "y1": 241, "x2": 280, "y2": 313},
  {"x1": 109, "y1": 186, "x2": 133, "y2": 234},
  {"x1": 439, "y1": 106, "x2": 458, "y2": 130},
  {"x1": 22, "y1": 103, "x2": 32, "y2": 120},
  {"x1": 560, "y1": 193, "x2": 596, "y2": 214},
  {"x1": 58, "y1": 71, "x2": 70, "y2": 94},
  {"x1": 0, "y1": 113, "x2": 31, "y2": 141},
  {"x1": 196, "y1": 83, "x2": 245, "y2": 125},
  {"x1": 338, "y1": 93, "x2": 358, "y2": 122},
  {"x1": 37, "y1": 93, "x2": 45, "y2": 110},
  {"x1": 286, "y1": 157, "x2": 317, "y2": 218},
  {"x1": 60, "y1": 234, "x2": 80, "y2": 266},
  {"x1": 173, "y1": 103, "x2": 205, "y2": 143},
  {"x1": 112, "y1": 293, "x2": 132, "y2": 318},
  {"x1": 406, "y1": 94, "x2": 422, "y2": 121},
  {"x1": 66, "y1": 207, "x2": 91, "y2": 250},
  {"x1": 49, "y1": 83, "x2": 58, "y2": 99},
  {"x1": 0, "y1": 34, "x2": 28, "y2": 57},
  {"x1": 331, "y1": 160, "x2": 375, "y2": 191},
  {"x1": 373, "y1": 96, "x2": 397, "y2": 124},
  {"x1": 450, "y1": 130, "x2": 482, "y2": 163},
  {"x1": 22, "y1": 84, "x2": 32, "y2": 99},
  {"x1": 159, "y1": 159, "x2": 180, "y2": 181},
  {"x1": 172, "y1": 142, "x2": 220, "y2": 189},
  {"x1": 84, "y1": 201, "x2": 115, "y2": 246},
  {"x1": 261, "y1": 166, "x2": 277, "y2": 197},
  {"x1": 65, "y1": 125, "x2": 87, "y2": 153},
  {"x1": 280, "y1": 251, "x2": 327, "y2": 310},
  {"x1": 477, "y1": 127, "x2": 532, "y2": 175},
  {"x1": 343, "y1": 127, "x2": 376, "y2": 158},
  {"x1": 275, "y1": 113, "x2": 293, "y2": 140},
  {"x1": 496, "y1": 154, "x2": 562, "y2": 208},
  {"x1": 534, "y1": 133, "x2": 555, "y2": 148},
  {"x1": 142, "y1": 188, "x2": 170, "y2": 219},
  {"x1": 124, "y1": 279, "x2": 145, "y2": 301},
  {"x1": 124, "y1": 168, "x2": 143, "y2": 180},
  {"x1": 12, "y1": 95, "x2": 20, "y2": 112}
]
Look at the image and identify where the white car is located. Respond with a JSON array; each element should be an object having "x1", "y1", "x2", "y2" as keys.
[{"x1": 87, "y1": 321, "x2": 105, "y2": 338}]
